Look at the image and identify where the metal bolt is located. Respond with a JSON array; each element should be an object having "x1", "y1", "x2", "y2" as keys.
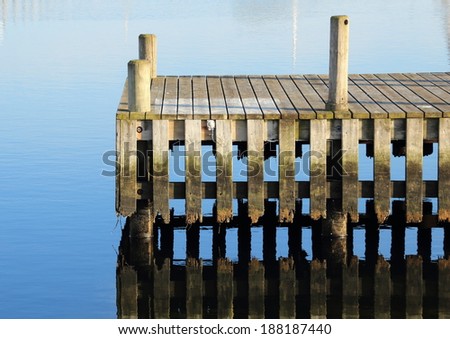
[{"x1": 137, "y1": 126, "x2": 143, "y2": 133}]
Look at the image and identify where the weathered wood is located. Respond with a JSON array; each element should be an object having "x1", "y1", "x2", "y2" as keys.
[
  {"x1": 374, "y1": 256, "x2": 391, "y2": 318},
  {"x1": 153, "y1": 258, "x2": 171, "y2": 319},
  {"x1": 185, "y1": 120, "x2": 202, "y2": 224},
  {"x1": 247, "y1": 119, "x2": 264, "y2": 223},
  {"x1": 374, "y1": 119, "x2": 391, "y2": 223},
  {"x1": 208, "y1": 76, "x2": 228, "y2": 119},
  {"x1": 438, "y1": 258, "x2": 450, "y2": 319},
  {"x1": 342, "y1": 256, "x2": 359, "y2": 319},
  {"x1": 406, "y1": 118, "x2": 423, "y2": 223},
  {"x1": 264, "y1": 75, "x2": 298, "y2": 119},
  {"x1": 217, "y1": 258, "x2": 234, "y2": 319},
  {"x1": 178, "y1": 77, "x2": 193, "y2": 119},
  {"x1": 235, "y1": 77, "x2": 263, "y2": 119},
  {"x1": 439, "y1": 118, "x2": 450, "y2": 221},
  {"x1": 215, "y1": 120, "x2": 233, "y2": 223},
  {"x1": 161, "y1": 76, "x2": 178, "y2": 119},
  {"x1": 186, "y1": 258, "x2": 203, "y2": 319},
  {"x1": 139, "y1": 34, "x2": 157, "y2": 76},
  {"x1": 279, "y1": 258, "x2": 296, "y2": 319},
  {"x1": 248, "y1": 259, "x2": 265, "y2": 319},
  {"x1": 249, "y1": 76, "x2": 279, "y2": 119},
  {"x1": 278, "y1": 75, "x2": 315, "y2": 119},
  {"x1": 310, "y1": 119, "x2": 327, "y2": 219},
  {"x1": 405, "y1": 255, "x2": 423, "y2": 319},
  {"x1": 310, "y1": 259, "x2": 327, "y2": 319},
  {"x1": 348, "y1": 75, "x2": 387, "y2": 118},
  {"x1": 342, "y1": 119, "x2": 359, "y2": 222},
  {"x1": 279, "y1": 119, "x2": 296, "y2": 222},
  {"x1": 327, "y1": 15, "x2": 349, "y2": 112},
  {"x1": 128, "y1": 59, "x2": 151, "y2": 112},
  {"x1": 117, "y1": 119, "x2": 137, "y2": 216},
  {"x1": 221, "y1": 76, "x2": 246, "y2": 119},
  {"x1": 152, "y1": 120, "x2": 170, "y2": 223},
  {"x1": 147, "y1": 76, "x2": 164, "y2": 119},
  {"x1": 117, "y1": 265, "x2": 138, "y2": 319},
  {"x1": 192, "y1": 76, "x2": 210, "y2": 120}
]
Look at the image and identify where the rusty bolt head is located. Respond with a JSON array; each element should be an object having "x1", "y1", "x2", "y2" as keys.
[{"x1": 137, "y1": 126, "x2": 143, "y2": 133}]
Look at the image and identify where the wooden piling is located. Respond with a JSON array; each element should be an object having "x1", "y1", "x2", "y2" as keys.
[
  {"x1": 128, "y1": 59, "x2": 151, "y2": 113},
  {"x1": 439, "y1": 118, "x2": 450, "y2": 221},
  {"x1": 216, "y1": 120, "x2": 233, "y2": 223},
  {"x1": 129, "y1": 206, "x2": 153, "y2": 239},
  {"x1": 374, "y1": 256, "x2": 391, "y2": 318},
  {"x1": 138, "y1": 34, "x2": 157, "y2": 77},
  {"x1": 406, "y1": 118, "x2": 423, "y2": 223},
  {"x1": 341, "y1": 119, "x2": 359, "y2": 222},
  {"x1": 374, "y1": 119, "x2": 391, "y2": 223},
  {"x1": 247, "y1": 120, "x2": 265, "y2": 223},
  {"x1": 152, "y1": 120, "x2": 170, "y2": 223},
  {"x1": 310, "y1": 119, "x2": 327, "y2": 220},
  {"x1": 185, "y1": 120, "x2": 202, "y2": 224},
  {"x1": 279, "y1": 119, "x2": 296, "y2": 223},
  {"x1": 217, "y1": 258, "x2": 234, "y2": 319},
  {"x1": 248, "y1": 259, "x2": 265, "y2": 319},
  {"x1": 116, "y1": 265, "x2": 138, "y2": 319},
  {"x1": 322, "y1": 200, "x2": 347, "y2": 238},
  {"x1": 279, "y1": 258, "x2": 296, "y2": 319},
  {"x1": 153, "y1": 258, "x2": 171, "y2": 319},
  {"x1": 405, "y1": 255, "x2": 423, "y2": 319},
  {"x1": 326, "y1": 15, "x2": 349, "y2": 112},
  {"x1": 310, "y1": 259, "x2": 327, "y2": 319},
  {"x1": 186, "y1": 258, "x2": 203, "y2": 319}
]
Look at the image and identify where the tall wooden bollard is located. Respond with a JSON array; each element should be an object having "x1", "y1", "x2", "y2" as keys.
[
  {"x1": 128, "y1": 59, "x2": 151, "y2": 112},
  {"x1": 139, "y1": 34, "x2": 157, "y2": 77},
  {"x1": 326, "y1": 15, "x2": 349, "y2": 112}
]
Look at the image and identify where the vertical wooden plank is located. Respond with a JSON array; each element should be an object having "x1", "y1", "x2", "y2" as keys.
[
  {"x1": 152, "y1": 120, "x2": 170, "y2": 223},
  {"x1": 342, "y1": 119, "x2": 359, "y2": 222},
  {"x1": 186, "y1": 258, "x2": 203, "y2": 319},
  {"x1": 406, "y1": 255, "x2": 423, "y2": 319},
  {"x1": 374, "y1": 119, "x2": 391, "y2": 223},
  {"x1": 153, "y1": 258, "x2": 171, "y2": 319},
  {"x1": 439, "y1": 118, "x2": 450, "y2": 221},
  {"x1": 374, "y1": 256, "x2": 391, "y2": 318},
  {"x1": 192, "y1": 76, "x2": 210, "y2": 120},
  {"x1": 310, "y1": 119, "x2": 327, "y2": 220},
  {"x1": 279, "y1": 120, "x2": 296, "y2": 223},
  {"x1": 247, "y1": 120, "x2": 264, "y2": 223},
  {"x1": 406, "y1": 118, "x2": 423, "y2": 223},
  {"x1": 438, "y1": 258, "x2": 450, "y2": 319},
  {"x1": 279, "y1": 258, "x2": 296, "y2": 319},
  {"x1": 185, "y1": 120, "x2": 202, "y2": 224},
  {"x1": 310, "y1": 259, "x2": 327, "y2": 319},
  {"x1": 116, "y1": 265, "x2": 138, "y2": 319},
  {"x1": 217, "y1": 258, "x2": 234, "y2": 319},
  {"x1": 208, "y1": 76, "x2": 228, "y2": 120},
  {"x1": 118, "y1": 119, "x2": 137, "y2": 216},
  {"x1": 216, "y1": 120, "x2": 233, "y2": 223},
  {"x1": 342, "y1": 256, "x2": 359, "y2": 319},
  {"x1": 248, "y1": 259, "x2": 265, "y2": 319}
]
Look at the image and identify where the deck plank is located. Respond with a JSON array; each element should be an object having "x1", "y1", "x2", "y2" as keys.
[
  {"x1": 207, "y1": 76, "x2": 228, "y2": 120},
  {"x1": 263, "y1": 75, "x2": 298, "y2": 119},
  {"x1": 161, "y1": 76, "x2": 178, "y2": 119},
  {"x1": 178, "y1": 76, "x2": 193, "y2": 119},
  {"x1": 248, "y1": 75, "x2": 280, "y2": 119},
  {"x1": 221, "y1": 76, "x2": 246, "y2": 119},
  {"x1": 235, "y1": 76, "x2": 263, "y2": 119},
  {"x1": 277, "y1": 75, "x2": 315, "y2": 119},
  {"x1": 192, "y1": 76, "x2": 210, "y2": 120}
]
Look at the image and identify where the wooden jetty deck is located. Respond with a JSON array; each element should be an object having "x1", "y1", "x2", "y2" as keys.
[{"x1": 116, "y1": 20, "x2": 450, "y2": 241}]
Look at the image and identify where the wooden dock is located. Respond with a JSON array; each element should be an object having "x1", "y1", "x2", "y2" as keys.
[{"x1": 116, "y1": 19, "x2": 450, "y2": 241}]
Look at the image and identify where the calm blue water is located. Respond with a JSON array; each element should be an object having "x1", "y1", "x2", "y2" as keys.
[{"x1": 0, "y1": 0, "x2": 449, "y2": 319}]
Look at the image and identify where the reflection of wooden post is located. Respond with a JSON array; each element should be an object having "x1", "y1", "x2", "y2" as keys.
[
  {"x1": 117, "y1": 265, "x2": 138, "y2": 319},
  {"x1": 186, "y1": 258, "x2": 203, "y2": 319},
  {"x1": 326, "y1": 15, "x2": 349, "y2": 112},
  {"x1": 310, "y1": 259, "x2": 327, "y2": 319},
  {"x1": 279, "y1": 258, "x2": 296, "y2": 319},
  {"x1": 438, "y1": 258, "x2": 450, "y2": 318},
  {"x1": 217, "y1": 258, "x2": 233, "y2": 319},
  {"x1": 406, "y1": 255, "x2": 423, "y2": 319},
  {"x1": 248, "y1": 259, "x2": 265, "y2": 319},
  {"x1": 342, "y1": 256, "x2": 359, "y2": 319},
  {"x1": 153, "y1": 258, "x2": 170, "y2": 319},
  {"x1": 374, "y1": 256, "x2": 391, "y2": 318}
]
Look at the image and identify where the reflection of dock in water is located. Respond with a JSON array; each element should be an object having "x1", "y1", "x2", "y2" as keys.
[{"x1": 116, "y1": 200, "x2": 450, "y2": 319}]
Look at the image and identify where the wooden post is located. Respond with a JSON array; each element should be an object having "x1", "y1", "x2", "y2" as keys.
[
  {"x1": 138, "y1": 34, "x2": 157, "y2": 77},
  {"x1": 217, "y1": 258, "x2": 234, "y2": 319},
  {"x1": 186, "y1": 258, "x2": 203, "y2": 319},
  {"x1": 342, "y1": 256, "x2": 359, "y2": 319},
  {"x1": 185, "y1": 120, "x2": 202, "y2": 224},
  {"x1": 116, "y1": 265, "x2": 138, "y2": 319},
  {"x1": 129, "y1": 206, "x2": 153, "y2": 239},
  {"x1": 326, "y1": 15, "x2": 349, "y2": 112},
  {"x1": 152, "y1": 120, "x2": 170, "y2": 223},
  {"x1": 322, "y1": 200, "x2": 347, "y2": 238},
  {"x1": 247, "y1": 120, "x2": 265, "y2": 223},
  {"x1": 439, "y1": 118, "x2": 450, "y2": 221},
  {"x1": 128, "y1": 59, "x2": 151, "y2": 112},
  {"x1": 374, "y1": 119, "x2": 391, "y2": 223},
  {"x1": 279, "y1": 258, "x2": 296, "y2": 319},
  {"x1": 279, "y1": 120, "x2": 296, "y2": 223},
  {"x1": 310, "y1": 119, "x2": 327, "y2": 220},
  {"x1": 216, "y1": 120, "x2": 233, "y2": 223},
  {"x1": 342, "y1": 119, "x2": 359, "y2": 222},
  {"x1": 406, "y1": 118, "x2": 423, "y2": 223}
]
